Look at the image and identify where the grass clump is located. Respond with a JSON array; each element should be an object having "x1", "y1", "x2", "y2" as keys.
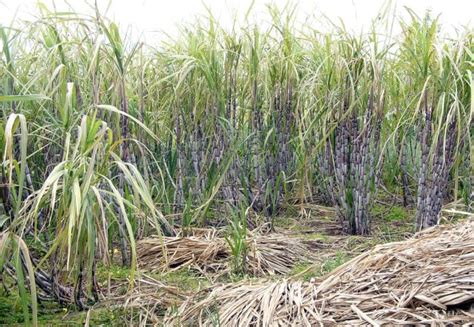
[
  {"x1": 290, "y1": 251, "x2": 351, "y2": 282},
  {"x1": 319, "y1": 252, "x2": 350, "y2": 275},
  {"x1": 372, "y1": 205, "x2": 411, "y2": 222},
  {"x1": 301, "y1": 232, "x2": 329, "y2": 242},
  {"x1": 159, "y1": 269, "x2": 210, "y2": 292}
]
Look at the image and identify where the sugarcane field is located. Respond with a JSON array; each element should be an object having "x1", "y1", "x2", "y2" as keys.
[{"x1": 1, "y1": 0, "x2": 474, "y2": 325}]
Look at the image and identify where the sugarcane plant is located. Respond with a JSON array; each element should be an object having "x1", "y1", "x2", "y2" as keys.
[
  {"x1": 0, "y1": 8, "x2": 173, "y2": 318},
  {"x1": 225, "y1": 204, "x2": 248, "y2": 275},
  {"x1": 0, "y1": 3, "x2": 473, "y2": 322},
  {"x1": 3, "y1": 111, "x2": 170, "y2": 307},
  {"x1": 241, "y1": 6, "x2": 301, "y2": 223},
  {"x1": 307, "y1": 27, "x2": 387, "y2": 235},
  {"x1": 398, "y1": 12, "x2": 473, "y2": 229}
]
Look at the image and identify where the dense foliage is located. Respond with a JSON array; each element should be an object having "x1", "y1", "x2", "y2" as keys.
[{"x1": 0, "y1": 4, "x2": 472, "y2": 323}]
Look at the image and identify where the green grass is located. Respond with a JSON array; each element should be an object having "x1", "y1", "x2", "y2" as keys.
[
  {"x1": 301, "y1": 232, "x2": 330, "y2": 242},
  {"x1": 97, "y1": 264, "x2": 133, "y2": 282},
  {"x1": 319, "y1": 252, "x2": 350, "y2": 274},
  {"x1": 290, "y1": 251, "x2": 351, "y2": 282},
  {"x1": 0, "y1": 292, "x2": 124, "y2": 326},
  {"x1": 0, "y1": 293, "x2": 25, "y2": 324},
  {"x1": 159, "y1": 269, "x2": 211, "y2": 292},
  {"x1": 289, "y1": 262, "x2": 316, "y2": 281},
  {"x1": 372, "y1": 204, "x2": 411, "y2": 222}
]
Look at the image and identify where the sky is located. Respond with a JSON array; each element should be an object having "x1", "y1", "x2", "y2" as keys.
[{"x1": 1, "y1": 0, "x2": 473, "y2": 43}]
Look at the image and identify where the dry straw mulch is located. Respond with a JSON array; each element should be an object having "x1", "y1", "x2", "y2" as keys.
[
  {"x1": 102, "y1": 274, "x2": 190, "y2": 325},
  {"x1": 167, "y1": 219, "x2": 474, "y2": 326},
  {"x1": 136, "y1": 231, "x2": 320, "y2": 276},
  {"x1": 137, "y1": 232, "x2": 229, "y2": 274}
]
